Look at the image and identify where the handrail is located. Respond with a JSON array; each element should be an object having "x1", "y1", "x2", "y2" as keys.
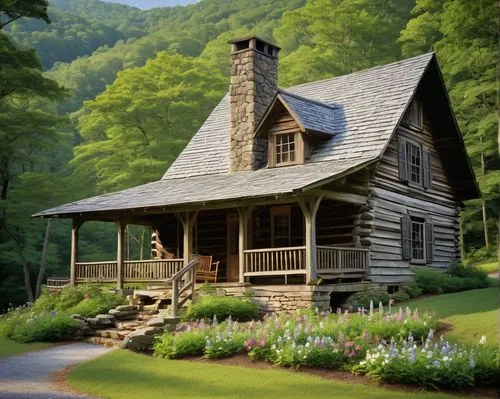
[
  {"x1": 168, "y1": 257, "x2": 199, "y2": 317},
  {"x1": 167, "y1": 257, "x2": 198, "y2": 283},
  {"x1": 243, "y1": 246, "x2": 306, "y2": 253},
  {"x1": 316, "y1": 245, "x2": 369, "y2": 252}
]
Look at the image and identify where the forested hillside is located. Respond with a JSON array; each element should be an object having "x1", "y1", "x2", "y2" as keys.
[{"x1": 0, "y1": 0, "x2": 497, "y2": 309}]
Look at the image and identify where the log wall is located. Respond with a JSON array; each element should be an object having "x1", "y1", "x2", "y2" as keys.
[{"x1": 368, "y1": 113, "x2": 460, "y2": 284}]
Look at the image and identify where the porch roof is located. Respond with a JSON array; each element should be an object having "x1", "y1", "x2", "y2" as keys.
[{"x1": 33, "y1": 157, "x2": 372, "y2": 218}]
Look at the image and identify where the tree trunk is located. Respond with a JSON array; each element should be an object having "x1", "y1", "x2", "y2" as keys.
[
  {"x1": 22, "y1": 259, "x2": 34, "y2": 303},
  {"x1": 35, "y1": 219, "x2": 51, "y2": 299},
  {"x1": 459, "y1": 211, "x2": 465, "y2": 261},
  {"x1": 480, "y1": 151, "x2": 489, "y2": 248}
]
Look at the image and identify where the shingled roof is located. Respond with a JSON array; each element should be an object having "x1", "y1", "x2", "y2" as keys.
[{"x1": 35, "y1": 53, "x2": 441, "y2": 218}]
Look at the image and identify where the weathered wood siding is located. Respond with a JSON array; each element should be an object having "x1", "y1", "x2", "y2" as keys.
[{"x1": 368, "y1": 113, "x2": 460, "y2": 284}]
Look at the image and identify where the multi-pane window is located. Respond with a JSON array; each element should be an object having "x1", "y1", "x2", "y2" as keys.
[
  {"x1": 410, "y1": 218, "x2": 425, "y2": 261},
  {"x1": 406, "y1": 142, "x2": 422, "y2": 185},
  {"x1": 275, "y1": 133, "x2": 296, "y2": 165},
  {"x1": 271, "y1": 207, "x2": 291, "y2": 247},
  {"x1": 402, "y1": 214, "x2": 433, "y2": 263}
]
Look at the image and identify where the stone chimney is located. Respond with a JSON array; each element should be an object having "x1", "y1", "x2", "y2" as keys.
[{"x1": 228, "y1": 36, "x2": 280, "y2": 172}]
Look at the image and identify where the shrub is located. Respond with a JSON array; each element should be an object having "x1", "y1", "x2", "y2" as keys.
[
  {"x1": 183, "y1": 296, "x2": 258, "y2": 321},
  {"x1": 414, "y1": 267, "x2": 491, "y2": 295},
  {"x1": 33, "y1": 285, "x2": 125, "y2": 317},
  {"x1": 154, "y1": 328, "x2": 207, "y2": 359},
  {"x1": 344, "y1": 287, "x2": 389, "y2": 310},
  {"x1": 2, "y1": 310, "x2": 76, "y2": 343},
  {"x1": 205, "y1": 330, "x2": 248, "y2": 358},
  {"x1": 399, "y1": 279, "x2": 422, "y2": 298}
]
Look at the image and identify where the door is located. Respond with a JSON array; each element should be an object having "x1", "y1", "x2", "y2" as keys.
[{"x1": 226, "y1": 213, "x2": 239, "y2": 282}]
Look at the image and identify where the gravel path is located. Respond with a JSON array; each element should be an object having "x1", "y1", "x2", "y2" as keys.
[{"x1": 0, "y1": 343, "x2": 112, "y2": 399}]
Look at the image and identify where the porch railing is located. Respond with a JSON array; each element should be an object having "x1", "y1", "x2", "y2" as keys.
[
  {"x1": 74, "y1": 259, "x2": 184, "y2": 283},
  {"x1": 243, "y1": 246, "x2": 306, "y2": 277},
  {"x1": 46, "y1": 277, "x2": 70, "y2": 290},
  {"x1": 316, "y1": 246, "x2": 369, "y2": 275},
  {"x1": 124, "y1": 259, "x2": 184, "y2": 281},
  {"x1": 75, "y1": 261, "x2": 118, "y2": 281}
]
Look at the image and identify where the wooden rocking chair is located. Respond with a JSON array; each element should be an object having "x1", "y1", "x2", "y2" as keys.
[{"x1": 195, "y1": 255, "x2": 219, "y2": 283}]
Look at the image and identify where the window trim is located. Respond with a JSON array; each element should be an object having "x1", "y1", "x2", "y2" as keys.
[
  {"x1": 405, "y1": 139, "x2": 423, "y2": 188},
  {"x1": 402, "y1": 212, "x2": 434, "y2": 265},
  {"x1": 409, "y1": 216, "x2": 426, "y2": 264},
  {"x1": 268, "y1": 132, "x2": 304, "y2": 168}
]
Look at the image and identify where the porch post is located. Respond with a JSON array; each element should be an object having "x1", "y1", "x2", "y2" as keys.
[
  {"x1": 116, "y1": 220, "x2": 126, "y2": 290},
  {"x1": 70, "y1": 218, "x2": 82, "y2": 286},
  {"x1": 177, "y1": 211, "x2": 199, "y2": 281},
  {"x1": 298, "y1": 197, "x2": 322, "y2": 284},
  {"x1": 237, "y1": 206, "x2": 253, "y2": 284}
]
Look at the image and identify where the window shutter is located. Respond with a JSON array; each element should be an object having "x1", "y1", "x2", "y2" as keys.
[
  {"x1": 401, "y1": 214, "x2": 411, "y2": 260},
  {"x1": 425, "y1": 216, "x2": 434, "y2": 263},
  {"x1": 422, "y1": 148, "x2": 432, "y2": 189},
  {"x1": 398, "y1": 138, "x2": 408, "y2": 182}
]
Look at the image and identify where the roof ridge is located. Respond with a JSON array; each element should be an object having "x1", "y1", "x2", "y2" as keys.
[
  {"x1": 286, "y1": 52, "x2": 434, "y2": 91},
  {"x1": 278, "y1": 89, "x2": 340, "y2": 110}
]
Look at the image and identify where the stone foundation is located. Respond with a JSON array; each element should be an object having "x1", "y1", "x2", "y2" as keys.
[{"x1": 211, "y1": 282, "x2": 369, "y2": 313}]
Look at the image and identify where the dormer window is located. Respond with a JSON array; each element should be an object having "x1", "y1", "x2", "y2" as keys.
[
  {"x1": 275, "y1": 133, "x2": 296, "y2": 166},
  {"x1": 403, "y1": 99, "x2": 422, "y2": 129}
]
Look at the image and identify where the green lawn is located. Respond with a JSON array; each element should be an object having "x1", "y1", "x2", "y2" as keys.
[
  {"x1": 0, "y1": 335, "x2": 52, "y2": 357},
  {"x1": 404, "y1": 288, "x2": 499, "y2": 345},
  {"x1": 69, "y1": 350, "x2": 478, "y2": 399}
]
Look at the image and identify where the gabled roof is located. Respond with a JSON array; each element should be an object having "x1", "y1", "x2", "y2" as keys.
[
  {"x1": 255, "y1": 91, "x2": 341, "y2": 137},
  {"x1": 164, "y1": 53, "x2": 434, "y2": 180},
  {"x1": 34, "y1": 52, "x2": 478, "y2": 218}
]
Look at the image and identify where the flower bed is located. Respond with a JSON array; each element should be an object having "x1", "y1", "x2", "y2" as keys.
[{"x1": 154, "y1": 304, "x2": 499, "y2": 390}]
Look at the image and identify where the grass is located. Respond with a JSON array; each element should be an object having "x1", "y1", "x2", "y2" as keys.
[
  {"x1": 475, "y1": 261, "x2": 499, "y2": 274},
  {"x1": 0, "y1": 335, "x2": 52, "y2": 357},
  {"x1": 69, "y1": 350, "x2": 480, "y2": 399},
  {"x1": 404, "y1": 288, "x2": 499, "y2": 345}
]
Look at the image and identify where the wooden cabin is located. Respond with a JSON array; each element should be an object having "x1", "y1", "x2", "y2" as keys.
[{"x1": 36, "y1": 36, "x2": 479, "y2": 312}]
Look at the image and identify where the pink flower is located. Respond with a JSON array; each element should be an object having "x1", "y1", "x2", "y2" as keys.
[
  {"x1": 345, "y1": 341, "x2": 354, "y2": 348},
  {"x1": 355, "y1": 345, "x2": 361, "y2": 351}
]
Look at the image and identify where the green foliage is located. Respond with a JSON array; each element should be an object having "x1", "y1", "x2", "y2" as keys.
[
  {"x1": 183, "y1": 296, "x2": 259, "y2": 322},
  {"x1": 344, "y1": 287, "x2": 390, "y2": 310},
  {"x1": 33, "y1": 285, "x2": 125, "y2": 317},
  {"x1": 154, "y1": 329, "x2": 206, "y2": 359},
  {"x1": 399, "y1": 279, "x2": 423, "y2": 298},
  {"x1": 1, "y1": 309, "x2": 75, "y2": 343},
  {"x1": 413, "y1": 267, "x2": 492, "y2": 295},
  {"x1": 353, "y1": 334, "x2": 499, "y2": 390}
]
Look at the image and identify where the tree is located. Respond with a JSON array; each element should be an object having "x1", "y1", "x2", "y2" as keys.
[
  {"x1": 275, "y1": 0, "x2": 414, "y2": 86},
  {"x1": 0, "y1": 0, "x2": 49, "y2": 29}
]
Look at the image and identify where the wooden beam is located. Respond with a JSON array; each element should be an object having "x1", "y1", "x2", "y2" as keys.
[
  {"x1": 237, "y1": 206, "x2": 253, "y2": 284},
  {"x1": 305, "y1": 189, "x2": 367, "y2": 205},
  {"x1": 70, "y1": 218, "x2": 83, "y2": 286},
  {"x1": 297, "y1": 196, "x2": 322, "y2": 284},
  {"x1": 116, "y1": 220, "x2": 126, "y2": 290},
  {"x1": 177, "y1": 211, "x2": 198, "y2": 267}
]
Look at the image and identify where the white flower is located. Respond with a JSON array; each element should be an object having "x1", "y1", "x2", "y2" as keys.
[
  {"x1": 442, "y1": 356, "x2": 449, "y2": 362},
  {"x1": 479, "y1": 336, "x2": 487, "y2": 345}
]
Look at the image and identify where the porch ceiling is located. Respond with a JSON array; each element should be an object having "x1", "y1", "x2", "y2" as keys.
[{"x1": 33, "y1": 157, "x2": 372, "y2": 219}]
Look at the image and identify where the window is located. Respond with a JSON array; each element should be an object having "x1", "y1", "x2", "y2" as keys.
[
  {"x1": 402, "y1": 99, "x2": 422, "y2": 129},
  {"x1": 398, "y1": 137, "x2": 432, "y2": 189},
  {"x1": 271, "y1": 207, "x2": 291, "y2": 247},
  {"x1": 410, "y1": 217, "x2": 425, "y2": 261},
  {"x1": 275, "y1": 133, "x2": 296, "y2": 166},
  {"x1": 406, "y1": 141, "x2": 422, "y2": 185},
  {"x1": 402, "y1": 214, "x2": 434, "y2": 264}
]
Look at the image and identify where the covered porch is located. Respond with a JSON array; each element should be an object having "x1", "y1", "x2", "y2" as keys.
[{"x1": 52, "y1": 194, "x2": 371, "y2": 289}]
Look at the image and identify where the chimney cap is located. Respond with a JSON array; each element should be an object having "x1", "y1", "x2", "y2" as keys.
[{"x1": 228, "y1": 35, "x2": 281, "y2": 51}]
